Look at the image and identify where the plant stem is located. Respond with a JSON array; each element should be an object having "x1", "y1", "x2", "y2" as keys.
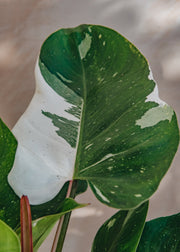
[{"x1": 55, "y1": 180, "x2": 78, "y2": 252}]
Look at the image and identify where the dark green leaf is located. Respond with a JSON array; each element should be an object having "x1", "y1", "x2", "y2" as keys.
[
  {"x1": 39, "y1": 25, "x2": 179, "y2": 208},
  {"x1": 0, "y1": 119, "x2": 20, "y2": 229},
  {"x1": 137, "y1": 212, "x2": 180, "y2": 252},
  {"x1": 92, "y1": 201, "x2": 148, "y2": 252}
]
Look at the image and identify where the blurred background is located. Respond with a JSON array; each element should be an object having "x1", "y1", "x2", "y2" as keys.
[{"x1": 0, "y1": 0, "x2": 180, "y2": 251}]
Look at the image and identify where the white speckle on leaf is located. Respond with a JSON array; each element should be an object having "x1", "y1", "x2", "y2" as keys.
[
  {"x1": 134, "y1": 194, "x2": 142, "y2": 197},
  {"x1": 105, "y1": 137, "x2": 111, "y2": 141},
  {"x1": 111, "y1": 191, "x2": 115, "y2": 194},
  {"x1": 78, "y1": 33, "x2": 92, "y2": 59},
  {"x1": 93, "y1": 185, "x2": 110, "y2": 203},
  {"x1": 56, "y1": 72, "x2": 72, "y2": 83},
  {"x1": 136, "y1": 105, "x2": 174, "y2": 129},
  {"x1": 113, "y1": 72, "x2": 118, "y2": 77},
  {"x1": 99, "y1": 34, "x2": 102, "y2": 39},
  {"x1": 107, "y1": 166, "x2": 113, "y2": 171},
  {"x1": 32, "y1": 222, "x2": 37, "y2": 227},
  {"x1": 103, "y1": 41, "x2": 106, "y2": 46},
  {"x1": 88, "y1": 26, "x2": 92, "y2": 33},
  {"x1": 107, "y1": 218, "x2": 116, "y2": 229},
  {"x1": 85, "y1": 143, "x2": 93, "y2": 150},
  {"x1": 114, "y1": 185, "x2": 119, "y2": 188}
]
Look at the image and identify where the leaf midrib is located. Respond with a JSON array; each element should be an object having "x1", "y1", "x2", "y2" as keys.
[{"x1": 73, "y1": 32, "x2": 87, "y2": 177}]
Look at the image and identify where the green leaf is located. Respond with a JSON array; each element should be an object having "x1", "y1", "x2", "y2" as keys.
[
  {"x1": 16, "y1": 198, "x2": 87, "y2": 252},
  {"x1": 92, "y1": 201, "x2": 148, "y2": 252},
  {"x1": 137, "y1": 212, "x2": 180, "y2": 252},
  {"x1": 0, "y1": 119, "x2": 20, "y2": 229},
  {"x1": 0, "y1": 219, "x2": 20, "y2": 252},
  {"x1": 8, "y1": 25, "x2": 179, "y2": 209}
]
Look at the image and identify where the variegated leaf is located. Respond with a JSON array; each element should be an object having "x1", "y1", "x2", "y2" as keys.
[{"x1": 8, "y1": 25, "x2": 179, "y2": 208}]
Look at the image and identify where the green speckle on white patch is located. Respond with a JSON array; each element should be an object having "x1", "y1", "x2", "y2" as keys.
[
  {"x1": 134, "y1": 194, "x2": 142, "y2": 197},
  {"x1": 107, "y1": 218, "x2": 116, "y2": 229},
  {"x1": 78, "y1": 33, "x2": 92, "y2": 59},
  {"x1": 93, "y1": 185, "x2": 110, "y2": 203},
  {"x1": 136, "y1": 105, "x2": 174, "y2": 129}
]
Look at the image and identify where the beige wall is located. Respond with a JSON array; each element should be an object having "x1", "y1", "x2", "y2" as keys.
[{"x1": 0, "y1": 0, "x2": 180, "y2": 251}]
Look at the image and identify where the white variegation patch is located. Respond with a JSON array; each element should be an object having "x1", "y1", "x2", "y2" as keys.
[
  {"x1": 136, "y1": 105, "x2": 174, "y2": 129},
  {"x1": 148, "y1": 66, "x2": 154, "y2": 81},
  {"x1": 8, "y1": 61, "x2": 81, "y2": 205},
  {"x1": 78, "y1": 33, "x2": 92, "y2": 59},
  {"x1": 145, "y1": 84, "x2": 166, "y2": 107},
  {"x1": 136, "y1": 67, "x2": 174, "y2": 129}
]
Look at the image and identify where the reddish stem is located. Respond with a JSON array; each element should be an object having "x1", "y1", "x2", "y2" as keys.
[{"x1": 20, "y1": 195, "x2": 33, "y2": 252}]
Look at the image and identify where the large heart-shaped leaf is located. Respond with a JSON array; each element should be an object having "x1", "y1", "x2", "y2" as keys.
[
  {"x1": 8, "y1": 25, "x2": 179, "y2": 209},
  {"x1": 137, "y1": 212, "x2": 180, "y2": 251},
  {"x1": 0, "y1": 219, "x2": 20, "y2": 252},
  {"x1": 92, "y1": 201, "x2": 148, "y2": 252}
]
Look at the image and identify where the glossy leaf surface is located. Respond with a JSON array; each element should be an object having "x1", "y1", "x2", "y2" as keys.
[
  {"x1": 137, "y1": 212, "x2": 180, "y2": 251},
  {"x1": 8, "y1": 25, "x2": 179, "y2": 209},
  {"x1": 0, "y1": 219, "x2": 20, "y2": 252},
  {"x1": 92, "y1": 201, "x2": 148, "y2": 252},
  {"x1": 0, "y1": 119, "x2": 20, "y2": 228}
]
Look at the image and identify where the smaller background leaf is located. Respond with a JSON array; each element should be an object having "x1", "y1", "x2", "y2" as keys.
[
  {"x1": 137, "y1": 212, "x2": 180, "y2": 252},
  {"x1": 92, "y1": 201, "x2": 148, "y2": 252},
  {"x1": 0, "y1": 219, "x2": 20, "y2": 252},
  {"x1": 16, "y1": 198, "x2": 87, "y2": 252}
]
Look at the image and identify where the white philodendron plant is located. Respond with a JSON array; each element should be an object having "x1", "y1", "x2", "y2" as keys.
[{"x1": 0, "y1": 24, "x2": 179, "y2": 252}]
